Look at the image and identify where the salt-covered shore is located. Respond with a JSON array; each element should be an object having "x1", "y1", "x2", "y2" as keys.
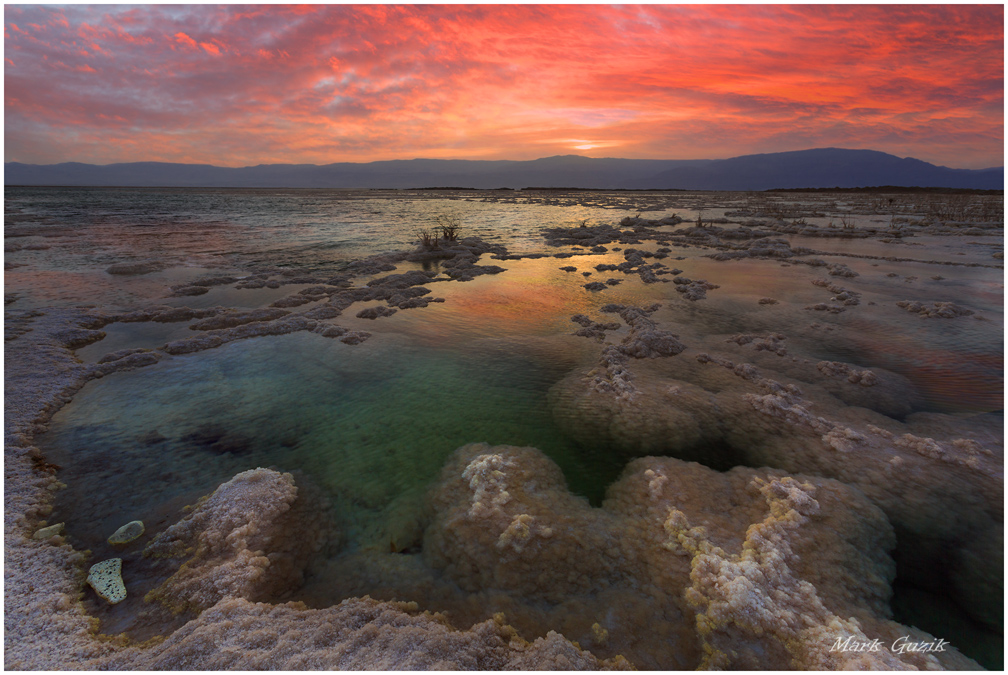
[
  {"x1": 2, "y1": 305, "x2": 985, "y2": 669},
  {"x1": 4, "y1": 196, "x2": 1002, "y2": 669},
  {"x1": 5, "y1": 305, "x2": 629, "y2": 669}
]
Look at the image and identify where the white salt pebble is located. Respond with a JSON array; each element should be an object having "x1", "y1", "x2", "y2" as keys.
[{"x1": 87, "y1": 558, "x2": 126, "y2": 604}]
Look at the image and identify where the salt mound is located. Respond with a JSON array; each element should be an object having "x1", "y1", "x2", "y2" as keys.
[
  {"x1": 551, "y1": 367, "x2": 723, "y2": 463},
  {"x1": 896, "y1": 300, "x2": 975, "y2": 318},
  {"x1": 419, "y1": 443, "x2": 974, "y2": 669},
  {"x1": 552, "y1": 341, "x2": 1001, "y2": 631},
  {"x1": 143, "y1": 468, "x2": 334, "y2": 613},
  {"x1": 96, "y1": 465, "x2": 622, "y2": 670},
  {"x1": 106, "y1": 260, "x2": 164, "y2": 275}
]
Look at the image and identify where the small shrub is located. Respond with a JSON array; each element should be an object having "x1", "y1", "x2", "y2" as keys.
[
  {"x1": 413, "y1": 226, "x2": 440, "y2": 250},
  {"x1": 437, "y1": 215, "x2": 461, "y2": 242}
]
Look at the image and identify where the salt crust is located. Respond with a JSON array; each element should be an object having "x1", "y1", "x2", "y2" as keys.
[
  {"x1": 423, "y1": 443, "x2": 978, "y2": 669},
  {"x1": 5, "y1": 250, "x2": 998, "y2": 670},
  {"x1": 142, "y1": 469, "x2": 331, "y2": 614},
  {"x1": 550, "y1": 323, "x2": 1002, "y2": 632},
  {"x1": 4, "y1": 308, "x2": 620, "y2": 670},
  {"x1": 896, "y1": 300, "x2": 975, "y2": 318},
  {"x1": 85, "y1": 238, "x2": 503, "y2": 357}
]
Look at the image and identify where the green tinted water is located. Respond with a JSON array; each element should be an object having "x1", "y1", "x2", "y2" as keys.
[{"x1": 43, "y1": 321, "x2": 620, "y2": 552}]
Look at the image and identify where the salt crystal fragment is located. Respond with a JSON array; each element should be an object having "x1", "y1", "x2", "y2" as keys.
[
  {"x1": 87, "y1": 558, "x2": 126, "y2": 604},
  {"x1": 108, "y1": 520, "x2": 145, "y2": 545},
  {"x1": 33, "y1": 522, "x2": 64, "y2": 539}
]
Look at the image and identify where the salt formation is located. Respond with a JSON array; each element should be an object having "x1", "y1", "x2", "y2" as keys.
[
  {"x1": 108, "y1": 520, "x2": 145, "y2": 545},
  {"x1": 98, "y1": 466, "x2": 622, "y2": 670},
  {"x1": 103, "y1": 597, "x2": 623, "y2": 670},
  {"x1": 707, "y1": 236, "x2": 810, "y2": 261},
  {"x1": 188, "y1": 308, "x2": 291, "y2": 330},
  {"x1": 87, "y1": 558, "x2": 126, "y2": 604},
  {"x1": 673, "y1": 276, "x2": 719, "y2": 301},
  {"x1": 826, "y1": 262, "x2": 859, "y2": 277},
  {"x1": 162, "y1": 315, "x2": 324, "y2": 354},
  {"x1": 551, "y1": 326, "x2": 1002, "y2": 633},
  {"x1": 728, "y1": 333, "x2": 788, "y2": 356},
  {"x1": 105, "y1": 260, "x2": 165, "y2": 275},
  {"x1": 65, "y1": 238, "x2": 498, "y2": 360},
  {"x1": 421, "y1": 443, "x2": 976, "y2": 669},
  {"x1": 817, "y1": 360, "x2": 878, "y2": 386},
  {"x1": 569, "y1": 314, "x2": 621, "y2": 342},
  {"x1": 357, "y1": 305, "x2": 399, "y2": 319},
  {"x1": 600, "y1": 304, "x2": 685, "y2": 360},
  {"x1": 143, "y1": 469, "x2": 333, "y2": 613},
  {"x1": 806, "y1": 278, "x2": 861, "y2": 312},
  {"x1": 896, "y1": 300, "x2": 975, "y2": 318},
  {"x1": 572, "y1": 304, "x2": 686, "y2": 403}
]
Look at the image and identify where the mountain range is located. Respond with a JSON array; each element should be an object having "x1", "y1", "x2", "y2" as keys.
[{"x1": 4, "y1": 148, "x2": 1002, "y2": 191}]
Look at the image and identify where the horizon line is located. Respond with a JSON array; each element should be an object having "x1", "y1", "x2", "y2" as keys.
[{"x1": 5, "y1": 147, "x2": 1003, "y2": 172}]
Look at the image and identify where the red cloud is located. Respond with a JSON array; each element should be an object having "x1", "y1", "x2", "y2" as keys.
[
  {"x1": 174, "y1": 32, "x2": 197, "y2": 49},
  {"x1": 4, "y1": 4, "x2": 1003, "y2": 168}
]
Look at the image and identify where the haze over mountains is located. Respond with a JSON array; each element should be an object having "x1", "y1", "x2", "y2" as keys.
[{"x1": 5, "y1": 148, "x2": 1002, "y2": 191}]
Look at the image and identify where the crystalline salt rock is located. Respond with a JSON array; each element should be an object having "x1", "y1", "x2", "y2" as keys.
[
  {"x1": 32, "y1": 522, "x2": 64, "y2": 539},
  {"x1": 87, "y1": 558, "x2": 126, "y2": 604},
  {"x1": 108, "y1": 520, "x2": 145, "y2": 545}
]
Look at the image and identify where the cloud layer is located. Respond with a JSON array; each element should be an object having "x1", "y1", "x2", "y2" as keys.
[{"x1": 4, "y1": 5, "x2": 1003, "y2": 168}]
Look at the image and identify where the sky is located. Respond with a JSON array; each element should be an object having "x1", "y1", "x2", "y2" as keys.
[{"x1": 4, "y1": 4, "x2": 1004, "y2": 169}]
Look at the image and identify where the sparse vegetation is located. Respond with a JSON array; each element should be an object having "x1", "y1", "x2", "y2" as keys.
[
  {"x1": 414, "y1": 214, "x2": 464, "y2": 250},
  {"x1": 437, "y1": 214, "x2": 462, "y2": 242},
  {"x1": 413, "y1": 226, "x2": 441, "y2": 250}
]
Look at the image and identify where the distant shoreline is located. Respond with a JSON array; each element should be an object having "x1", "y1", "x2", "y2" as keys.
[
  {"x1": 5, "y1": 149, "x2": 1002, "y2": 191},
  {"x1": 5, "y1": 184, "x2": 1002, "y2": 195}
]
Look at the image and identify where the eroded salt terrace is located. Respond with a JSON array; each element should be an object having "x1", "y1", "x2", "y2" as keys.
[{"x1": 4, "y1": 187, "x2": 1003, "y2": 669}]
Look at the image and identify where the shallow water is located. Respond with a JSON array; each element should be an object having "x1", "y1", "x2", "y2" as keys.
[{"x1": 9, "y1": 187, "x2": 1003, "y2": 668}]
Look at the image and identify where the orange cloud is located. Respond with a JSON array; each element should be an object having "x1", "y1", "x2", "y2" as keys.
[
  {"x1": 4, "y1": 5, "x2": 1004, "y2": 169},
  {"x1": 174, "y1": 31, "x2": 196, "y2": 49}
]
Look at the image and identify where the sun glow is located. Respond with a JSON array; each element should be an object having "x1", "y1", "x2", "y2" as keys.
[{"x1": 567, "y1": 139, "x2": 621, "y2": 152}]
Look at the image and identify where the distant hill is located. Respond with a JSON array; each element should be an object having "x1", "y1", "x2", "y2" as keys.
[{"x1": 4, "y1": 149, "x2": 1002, "y2": 190}]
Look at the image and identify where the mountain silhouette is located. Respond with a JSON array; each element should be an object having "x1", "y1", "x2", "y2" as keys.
[{"x1": 5, "y1": 148, "x2": 1002, "y2": 190}]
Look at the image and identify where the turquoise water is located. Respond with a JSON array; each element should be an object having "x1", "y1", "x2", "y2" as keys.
[{"x1": 43, "y1": 329, "x2": 611, "y2": 549}]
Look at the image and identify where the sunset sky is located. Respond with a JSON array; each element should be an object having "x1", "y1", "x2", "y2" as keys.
[{"x1": 4, "y1": 4, "x2": 1004, "y2": 169}]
